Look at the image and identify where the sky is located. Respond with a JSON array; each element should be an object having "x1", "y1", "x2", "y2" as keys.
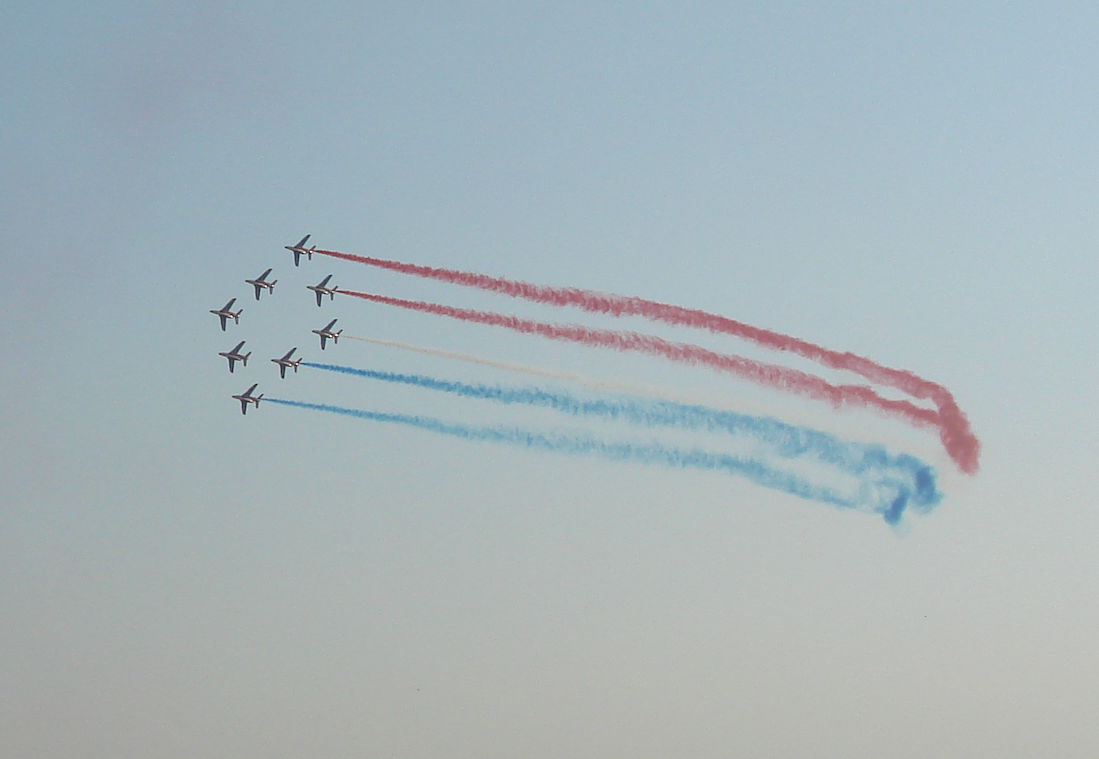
[{"x1": 3, "y1": 1, "x2": 1099, "y2": 756}]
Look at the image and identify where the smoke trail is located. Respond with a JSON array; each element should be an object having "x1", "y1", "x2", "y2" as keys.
[
  {"x1": 267, "y1": 397, "x2": 925, "y2": 524},
  {"x1": 338, "y1": 290, "x2": 963, "y2": 468},
  {"x1": 343, "y1": 333, "x2": 698, "y2": 401},
  {"x1": 316, "y1": 248, "x2": 979, "y2": 473},
  {"x1": 303, "y1": 360, "x2": 940, "y2": 511}
]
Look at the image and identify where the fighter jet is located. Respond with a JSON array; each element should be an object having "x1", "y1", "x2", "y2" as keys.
[
  {"x1": 312, "y1": 318, "x2": 342, "y2": 350},
  {"x1": 210, "y1": 298, "x2": 242, "y2": 331},
  {"x1": 307, "y1": 274, "x2": 339, "y2": 306},
  {"x1": 232, "y1": 383, "x2": 263, "y2": 415},
  {"x1": 218, "y1": 341, "x2": 251, "y2": 373},
  {"x1": 271, "y1": 348, "x2": 303, "y2": 379},
  {"x1": 245, "y1": 268, "x2": 278, "y2": 300},
  {"x1": 285, "y1": 235, "x2": 316, "y2": 266}
]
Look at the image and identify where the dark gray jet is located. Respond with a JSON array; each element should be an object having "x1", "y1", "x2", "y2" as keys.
[
  {"x1": 210, "y1": 298, "x2": 242, "y2": 331},
  {"x1": 307, "y1": 274, "x2": 339, "y2": 306},
  {"x1": 232, "y1": 383, "x2": 263, "y2": 415},
  {"x1": 312, "y1": 318, "x2": 342, "y2": 350},
  {"x1": 271, "y1": 348, "x2": 303, "y2": 379},
  {"x1": 246, "y1": 268, "x2": 278, "y2": 300},
  {"x1": 285, "y1": 235, "x2": 316, "y2": 266},
  {"x1": 219, "y1": 341, "x2": 251, "y2": 373}
]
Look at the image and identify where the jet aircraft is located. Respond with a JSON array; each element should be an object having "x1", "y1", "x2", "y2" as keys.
[
  {"x1": 210, "y1": 298, "x2": 242, "y2": 331},
  {"x1": 307, "y1": 274, "x2": 339, "y2": 306},
  {"x1": 312, "y1": 318, "x2": 342, "y2": 350},
  {"x1": 246, "y1": 268, "x2": 278, "y2": 300},
  {"x1": 271, "y1": 348, "x2": 303, "y2": 379},
  {"x1": 219, "y1": 341, "x2": 251, "y2": 373},
  {"x1": 232, "y1": 383, "x2": 263, "y2": 415},
  {"x1": 285, "y1": 235, "x2": 316, "y2": 266}
]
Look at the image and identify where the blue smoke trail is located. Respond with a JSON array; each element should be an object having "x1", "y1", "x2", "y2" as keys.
[
  {"x1": 269, "y1": 397, "x2": 928, "y2": 524},
  {"x1": 303, "y1": 361, "x2": 941, "y2": 516}
]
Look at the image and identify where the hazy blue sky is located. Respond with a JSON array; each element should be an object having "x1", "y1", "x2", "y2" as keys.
[{"x1": 3, "y1": 2, "x2": 1099, "y2": 756}]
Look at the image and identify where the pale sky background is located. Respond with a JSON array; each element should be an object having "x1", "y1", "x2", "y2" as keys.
[{"x1": 3, "y1": 2, "x2": 1099, "y2": 756}]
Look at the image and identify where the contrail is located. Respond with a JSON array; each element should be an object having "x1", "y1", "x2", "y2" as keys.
[
  {"x1": 303, "y1": 360, "x2": 941, "y2": 511},
  {"x1": 266, "y1": 397, "x2": 926, "y2": 524},
  {"x1": 337, "y1": 290, "x2": 968, "y2": 470},
  {"x1": 316, "y1": 248, "x2": 979, "y2": 473}
]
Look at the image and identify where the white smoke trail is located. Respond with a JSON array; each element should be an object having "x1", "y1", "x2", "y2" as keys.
[{"x1": 343, "y1": 333, "x2": 716, "y2": 406}]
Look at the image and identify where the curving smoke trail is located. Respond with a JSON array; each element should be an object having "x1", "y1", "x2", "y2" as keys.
[
  {"x1": 317, "y1": 248, "x2": 979, "y2": 473},
  {"x1": 267, "y1": 397, "x2": 928, "y2": 524},
  {"x1": 338, "y1": 290, "x2": 961, "y2": 466},
  {"x1": 303, "y1": 360, "x2": 941, "y2": 513}
]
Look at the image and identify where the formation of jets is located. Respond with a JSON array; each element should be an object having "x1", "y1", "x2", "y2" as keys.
[{"x1": 213, "y1": 235, "x2": 343, "y2": 415}]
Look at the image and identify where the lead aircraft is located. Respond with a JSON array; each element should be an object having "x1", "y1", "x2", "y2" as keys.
[
  {"x1": 219, "y1": 341, "x2": 251, "y2": 373},
  {"x1": 210, "y1": 298, "x2": 243, "y2": 330},
  {"x1": 232, "y1": 383, "x2": 263, "y2": 415},
  {"x1": 285, "y1": 235, "x2": 316, "y2": 266}
]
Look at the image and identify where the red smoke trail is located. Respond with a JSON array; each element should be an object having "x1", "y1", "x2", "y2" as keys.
[
  {"x1": 318, "y1": 249, "x2": 979, "y2": 473},
  {"x1": 339, "y1": 290, "x2": 957, "y2": 456}
]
